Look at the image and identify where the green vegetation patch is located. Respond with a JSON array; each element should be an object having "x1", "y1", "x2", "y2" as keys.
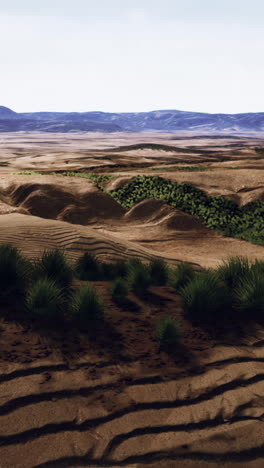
[
  {"x1": 14, "y1": 171, "x2": 44, "y2": 175},
  {"x1": 60, "y1": 172, "x2": 112, "y2": 183},
  {"x1": 106, "y1": 175, "x2": 264, "y2": 245}
]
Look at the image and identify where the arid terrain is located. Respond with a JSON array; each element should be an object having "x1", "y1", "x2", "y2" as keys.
[{"x1": 0, "y1": 131, "x2": 263, "y2": 468}]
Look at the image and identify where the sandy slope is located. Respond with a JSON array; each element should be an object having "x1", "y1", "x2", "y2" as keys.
[
  {"x1": 0, "y1": 174, "x2": 263, "y2": 268},
  {"x1": 0, "y1": 133, "x2": 263, "y2": 467}
]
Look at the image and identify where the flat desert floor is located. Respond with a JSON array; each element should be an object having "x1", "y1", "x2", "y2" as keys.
[{"x1": 0, "y1": 131, "x2": 263, "y2": 468}]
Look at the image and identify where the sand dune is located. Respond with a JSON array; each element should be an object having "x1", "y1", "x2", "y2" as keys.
[
  {"x1": 0, "y1": 212, "x2": 195, "y2": 268},
  {"x1": 124, "y1": 199, "x2": 211, "y2": 232},
  {"x1": 4, "y1": 179, "x2": 126, "y2": 224}
]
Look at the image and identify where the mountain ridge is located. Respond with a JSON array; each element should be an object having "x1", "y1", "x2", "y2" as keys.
[{"x1": 0, "y1": 106, "x2": 263, "y2": 133}]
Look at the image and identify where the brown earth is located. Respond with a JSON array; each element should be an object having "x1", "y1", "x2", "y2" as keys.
[{"x1": 0, "y1": 132, "x2": 263, "y2": 468}]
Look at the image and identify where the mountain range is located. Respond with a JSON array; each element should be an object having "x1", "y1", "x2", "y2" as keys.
[{"x1": 0, "y1": 106, "x2": 263, "y2": 134}]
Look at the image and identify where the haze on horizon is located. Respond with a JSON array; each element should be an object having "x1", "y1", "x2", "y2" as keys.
[{"x1": 1, "y1": 0, "x2": 263, "y2": 114}]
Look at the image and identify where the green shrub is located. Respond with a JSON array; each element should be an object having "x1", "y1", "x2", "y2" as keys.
[
  {"x1": 148, "y1": 258, "x2": 169, "y2": 286},
  {"x1": 0, "y1": 244, "x2": 33, "y2": 297},
  {"x1": 155, "y1": 317, "x2": 182, "y2": 345},
  {"x1": 25, "y1": 278, "x2": 64, "y2": 318},
  {"x1": 127, "y1": 259, "x2": 151, "y2": 296},
  {"x1": 75, "y1": 252, "x2": 102, "y2": 281},
  {"x1": 215, "y1": 256, "x2": 251, "y2": 290},
  {"x1": 112, "y1": 259, "x2": 130, "y2": 278},
  {"x1": 100, "y1": 262, "x2": 117, "y2": 281},
  {"x1": 61, "y1": 172, "x2": 112, "y2": 184},
  {"x1": 181, "y1": 271, "x2": 231, "y2": 323},
  {"x1": 171, "y1": 262, "x2": 196, "y2": 290},
  {"x1": 107, "y1": 175, "x2": 264, "y2": 245},
  {"x1": 109, "y1": 278, "x2": 129, "y2": 304},
  {"x1": 70, "y1": 285, "x2": 104, "y2": 322},
  {"x1": 233, "y1": 270, "x2": 264, "y2": 317},
  {"x1": 34, "y1": 249, "x2": 73, "y2": 290}
]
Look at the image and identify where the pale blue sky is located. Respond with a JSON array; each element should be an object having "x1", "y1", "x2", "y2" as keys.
[{"x1": 0, "y1": 0, "x2": 263, "y2": 113}]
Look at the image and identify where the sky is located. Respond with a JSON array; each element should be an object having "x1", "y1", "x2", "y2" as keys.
[{"x1": 0, "y1": 0, "x2": 263, "y2": 114}]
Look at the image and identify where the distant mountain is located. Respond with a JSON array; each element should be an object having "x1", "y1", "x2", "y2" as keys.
[
  {"x1": 0, "y1": 106, "x2": 18, "y2": 119},
  {"x1": 0, "y1": 106, "x2": 263, "y2": 133}
]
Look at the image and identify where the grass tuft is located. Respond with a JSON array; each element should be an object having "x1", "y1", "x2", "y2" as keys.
[
  {"x1": 181, "y1": 270, "x2": 231, "y2": 323},
  {"x1": 170, "y1": 262, "x2": 196, "y2": 290},
  {"x1": 75, "y1": 252, "x2": 102, "y2": 281},
  {"x1": 34, "y1": 249, "x2": 73, "y2": 291},
  {"x1": 109, "y1": 278, "x2": 129, "y2": 304},
  {"x1": 215, "y1": 256, "x2": 251, "y2": 290},
  {"x1": 233, "y1": 270, "x2": 264, "y2": 317},
  {"x1": 25, "y1": 277, "x2": 64, "y2": 319},
  {"x1": 155, "y1": 317, "x2": 182, "y2": 345},
  {"x1": 70, "y1": 285, "x2": 104, "y2": 322},
  {"x1": 127, "y1": 258, "x2": 151, "y2": 296},
  {"x1": 0, "y1": 244, "x2": 33, "y2": 297},
  {"x1": 148, "y1": 258, "x2": 169, "y2": 286}
]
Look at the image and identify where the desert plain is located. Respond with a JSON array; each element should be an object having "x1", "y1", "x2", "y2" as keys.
[{"x1": 0, "y1": 131, "x2": 263, "y2": 468}]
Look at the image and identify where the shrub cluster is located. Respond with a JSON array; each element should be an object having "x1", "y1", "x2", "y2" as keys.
[
  {"x1": 1, "y1": 244, "x2": 263, "y2": 350},
  {"x1": 106, "y1": 175, "x2": 264, "y2": 245},
  {"x1": 180, "y1": 257, "x2": 264, "y2": 323},
  {"x1": 0, "y1": 246, "x2": 105, "y2": 327}
]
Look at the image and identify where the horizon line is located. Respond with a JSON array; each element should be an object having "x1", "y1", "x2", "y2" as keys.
[{"x1": 1, "y1": 105, "x2": 264, "y2": 116}]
